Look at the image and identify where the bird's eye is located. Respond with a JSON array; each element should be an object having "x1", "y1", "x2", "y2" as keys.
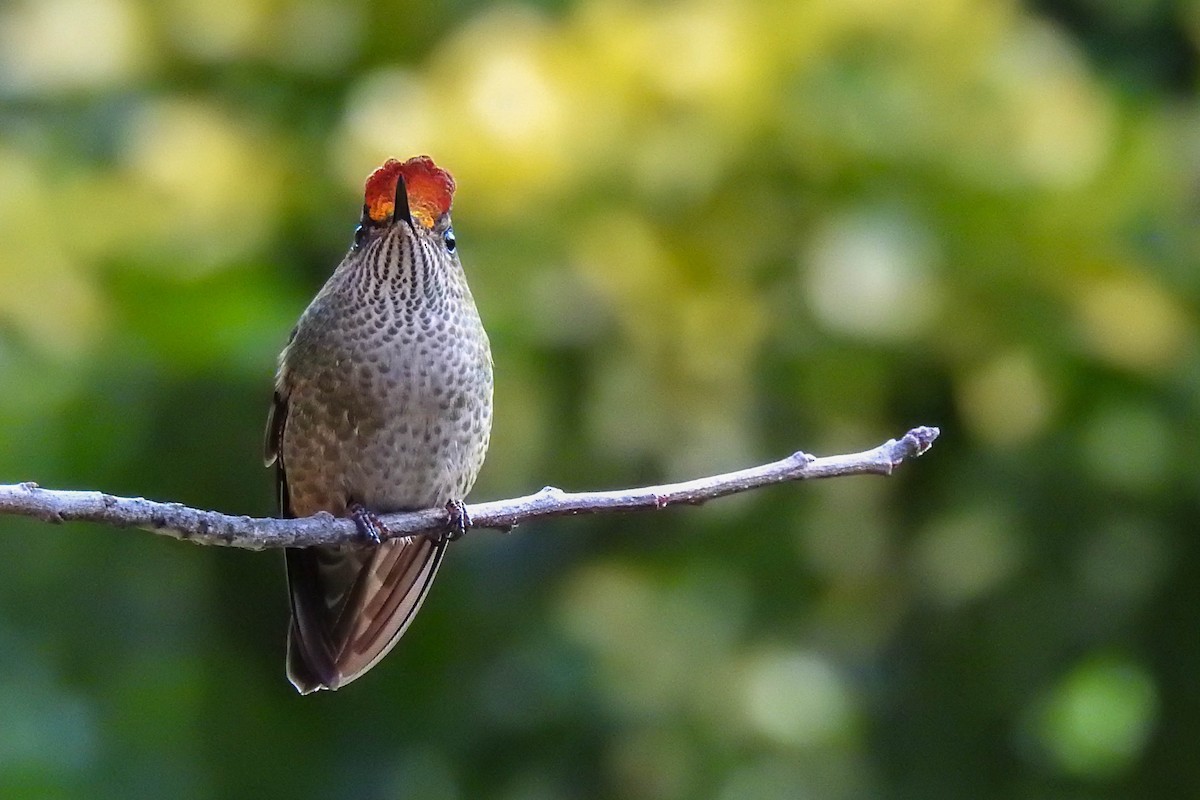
[
  {"x1": 352, "y1": 224, "x2": 367, "y2": 249},
  {"x1": 443, "y1": 227, "x2": 456, "y2": 253}
]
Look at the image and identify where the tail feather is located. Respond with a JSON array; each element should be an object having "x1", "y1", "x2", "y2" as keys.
[
  {"x1": 286, "y1": 619, "x2": 332, "y2": 695},
  {"x1": 285, "y1": 536, "x2": 447, "y2": 693}
]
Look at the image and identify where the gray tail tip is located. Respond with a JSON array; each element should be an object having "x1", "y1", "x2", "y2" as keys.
[
  {"x1": 286, "y1": 625, "x2": 340, "y2": 695},
  {"x1": 290, "y1": 680, "x2": 328, "y2": 695},
  {"x1": 287, "y1": 665, "x2": 337, "y2": 695}
]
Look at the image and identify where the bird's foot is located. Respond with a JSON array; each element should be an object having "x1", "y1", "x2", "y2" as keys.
[
  {"x1": 348, "y1": 502, "x2": 387, "y2": 545},
  {"x1": 440, "y1": 499, "x2": 472, "y2": 544}
]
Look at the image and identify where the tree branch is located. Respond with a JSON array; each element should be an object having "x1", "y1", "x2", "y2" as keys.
[{"x1": 0, "y1": 426, "x2": 939, "y2": 550}]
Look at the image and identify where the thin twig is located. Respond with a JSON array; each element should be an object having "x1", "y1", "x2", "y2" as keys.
[{"x1": 0, "y1": 426, "x2": 939, "y2": 550}]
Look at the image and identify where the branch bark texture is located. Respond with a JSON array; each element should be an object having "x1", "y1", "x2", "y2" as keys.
[{"x1": 0, "y1": 426, "x2": 940, "y2": 550}]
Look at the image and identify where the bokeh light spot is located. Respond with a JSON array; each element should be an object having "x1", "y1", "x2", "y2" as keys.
[
  {"x1": 0, "y1": 0, "x2": 149, "y2": 94},
  {"x1": 1031, "y1": 655, "x2": 1158, "y2": 779},
  {"x1": 991, "y1": 20, "x2": 1114, "y2": 187},
  {"x1": 1074, "y1": 273, "x2": 1190, "y2": 374},
  {"x1": 1080, "y1": 403, "x2": 1171, "y2": 493},
  {"x1": 912, "y1": 507, "x2": 1023, "y2": 606},
  {"x1": 957, "y1": 350, "x2": 1055, "y2": 447},
  {"x1": 805, "y1": 208, "x2": 943, "y2": 341},
  {"x1": 741, "y1": 649, "x2": 857, "y2": 747},
  {"x1": 338, "y1": 69, "x2": 438, "y2": 182}
]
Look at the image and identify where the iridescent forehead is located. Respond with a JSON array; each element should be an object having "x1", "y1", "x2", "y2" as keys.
[{"x1": 363, "y1": 156, "x2": 456, "y2": 230}]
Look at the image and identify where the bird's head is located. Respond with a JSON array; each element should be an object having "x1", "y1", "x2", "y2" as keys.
[{"x1": 353, "y1": 155, "x2": 458, "y2": 256}]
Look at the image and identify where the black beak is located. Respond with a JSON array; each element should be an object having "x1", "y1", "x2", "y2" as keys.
[{"x1": 393, "y1": 174, "x2": 413, "y2": 226}]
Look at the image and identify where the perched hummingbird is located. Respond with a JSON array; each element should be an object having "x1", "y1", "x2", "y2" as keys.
[{"x1": 264, "y1": 156, "x2": 493, "y2": 693}]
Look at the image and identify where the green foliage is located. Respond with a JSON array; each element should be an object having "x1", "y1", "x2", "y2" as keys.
[{"x1": 1, "y1": 0, "x2": 1196, "y2": 797}]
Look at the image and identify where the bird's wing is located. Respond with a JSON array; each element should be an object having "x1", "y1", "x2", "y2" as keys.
[
  {"x1": 265, "y1": 325, "x2": 297, "y2": 514},
  {"x1": 264, "y1": 388, "x2": 292, "y2": 518}
]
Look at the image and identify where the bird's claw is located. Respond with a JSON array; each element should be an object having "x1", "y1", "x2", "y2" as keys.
[
  {"x1": 348, "y1": 502, "x2": 386, "y2": 545},
  {"x1": 441, "y1": 499, "x2": 471, "y2": 544}
]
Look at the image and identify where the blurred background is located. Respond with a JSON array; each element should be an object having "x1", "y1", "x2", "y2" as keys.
[{"x1": 0, "y1": 0, "x2": 1197, "y2": 797}]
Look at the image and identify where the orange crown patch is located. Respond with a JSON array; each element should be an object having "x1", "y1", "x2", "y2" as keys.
[{"x1": 363, "y1": 156, "x2": 456, "y2": 229}]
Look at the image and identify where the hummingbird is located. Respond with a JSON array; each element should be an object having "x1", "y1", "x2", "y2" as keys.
[{"x1": 264, "y1": 156, "x2": 493, "y2": 693}]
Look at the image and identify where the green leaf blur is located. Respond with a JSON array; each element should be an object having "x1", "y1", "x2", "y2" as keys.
[{"x1": 0, "y1": 0, "x2": 1195, "y2": 797}]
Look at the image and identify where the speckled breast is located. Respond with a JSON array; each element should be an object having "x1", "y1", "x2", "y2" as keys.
[{"x1": 280, "y1": 267, "x2": 493, "y2": 518}]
